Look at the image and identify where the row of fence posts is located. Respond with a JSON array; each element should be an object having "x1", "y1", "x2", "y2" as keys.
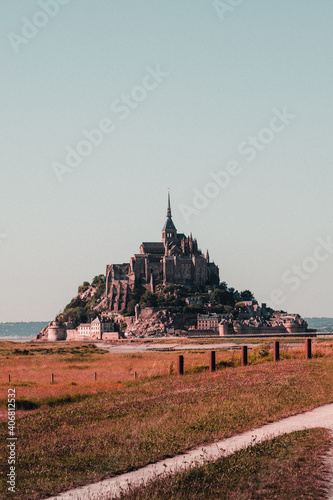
[
  {"x1": 6, "y1": 339, "x2": 314, "y2": 383},
  {"x1": 177, "y1": 339, "x2": 313, "y2": 375},
  {"x1": 48, "y1": 370, "x2": 138, "y2": 384}
]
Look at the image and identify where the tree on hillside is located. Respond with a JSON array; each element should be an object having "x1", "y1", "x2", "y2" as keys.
[
  {"x1": 211, "y1": 288, "x2": 235, "y2": 307},
  {"x1": 183, "y1": 304, "x2": 205, "y2": 314},
  {"x1": 139, "y1": 291, "x2": 158, "y2": 308},
  {"x1": 240, "y1": 290, "x2": 255, "y2": 301},
  {"x1": 123, "y1": 299, "x2": 137, "y2": 317},
  {"x1": 92, "y1": 275, "x2": 106, "y2": 286}
]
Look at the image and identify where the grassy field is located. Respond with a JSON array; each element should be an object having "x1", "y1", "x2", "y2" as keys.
[
  {"x1": 0, "y1": 339, "x2": 332, "y2": 499},
  {"x1": 0, "y1": 339, "x2": 332, "y2": 407},
  {"x1": 121, "y1": 428, "x2": 332, "y2": 499}
]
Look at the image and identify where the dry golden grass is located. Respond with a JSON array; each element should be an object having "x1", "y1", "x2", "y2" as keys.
[
  {"x1": 0, "y1": 345, "x2": 230, "y2": 404},
  {"x1": 0, "y1": 339, "x2": 333, "y2": 499},
  {"x1": 0, "y1": 340, "x2": 332, "y2": 409},
  {"x1": 121, "y1": 428, "x2": 332, "y2": 500}
]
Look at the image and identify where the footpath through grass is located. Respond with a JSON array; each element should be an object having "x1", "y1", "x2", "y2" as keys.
[
  {"x1": 0, "y1": 355, "x2": 333, "y2": 499},
  {"x1": 120, "y1": 428, "x2": 332, "y2": 500}
]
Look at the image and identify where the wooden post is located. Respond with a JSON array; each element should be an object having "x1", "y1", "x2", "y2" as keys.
[
  {"x1": 305, "y1": 338, "x2": 312, "y2": 360},
  {"x1": 51, "y1": 373, "x2": 54, "y2": 384},
  {"x1": 241, "y1": 346, "x2": 248, "y2": 367},
  {"x1": 8, "y1": 374, "x2": 10, "y2": 383},
  {"x1": 178, "y1": 355, "x2": 184, "y2": 376},
  {"x1": 209, "y1": 351, "x2": 216, "y2": 373},
  {"x1": 94, "y1": 372, "x2": 97, "y2": 382},
  {"x1": 273, "y1": 341, "x2": 280, "y2": 362},
  {"x1": 134, "y1": 371, "x2": 137, "y2": 380}
]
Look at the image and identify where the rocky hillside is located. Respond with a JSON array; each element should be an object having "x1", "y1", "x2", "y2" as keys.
[
  {"x1": 57, "y1": 275, "x2": 108, "y2": 327},
  {"x1": 56, "y1": 276, "x2": 257, "y2": 335},
  {"x1": 123, "y1": 307, "x2": 197, "y2": 337}
]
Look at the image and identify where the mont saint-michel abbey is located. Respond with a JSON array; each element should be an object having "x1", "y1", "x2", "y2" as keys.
[{"x1": 106, "y1": 193, "x2": 219, "y2": 312}]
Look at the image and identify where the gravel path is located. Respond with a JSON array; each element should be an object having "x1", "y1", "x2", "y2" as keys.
[
  {"x1": 47, "y1": 403, "x2": 333, "y2": 500},
  {"x1": 98, "y1": 342, "x2": 254, "y2": 353},
  {"x1": 97, "y1": 341, "x2": 308, "y2": 354}
]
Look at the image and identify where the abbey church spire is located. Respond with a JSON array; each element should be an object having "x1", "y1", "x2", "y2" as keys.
[
  {"x1": 162, "y1": 189, "x2": 176, "y2": 232},
  {"x1": 162, "y1": 189, "x2": 177, "y2": 246},
  {"x1": 167, "y1": 189, "x2": 172, "y2": 218}
]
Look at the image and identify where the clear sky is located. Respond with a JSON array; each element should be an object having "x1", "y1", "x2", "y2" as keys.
[{"x1": 1, "y1": 0, "x2": 333, "y2": 321}]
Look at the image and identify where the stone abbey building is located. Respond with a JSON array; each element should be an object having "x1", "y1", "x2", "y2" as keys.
[{"x1": 106, "y1": 193, "x2": 219, "y2": 312}]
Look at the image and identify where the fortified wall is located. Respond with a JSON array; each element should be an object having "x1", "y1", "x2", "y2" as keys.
[{"x1": 33, "y1": 317, "x2": 120, "y2": 342}]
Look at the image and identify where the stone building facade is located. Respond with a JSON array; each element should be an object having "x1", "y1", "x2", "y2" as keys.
[
  {"x1": 106, "y1": 193, "x2": 219, "y2": 312},
  {"x1": 66, "y1": 317, "x2": 116, "y2": 340},
  {"x1": 218, "y1": 311, "x2": 309, "y2": 336},
  {"x1": 197, "y1": 313, "x2": 222, "y2": 332},
  {"x1": 33, "y1": 317, "x2": 119, "y2": 342}
]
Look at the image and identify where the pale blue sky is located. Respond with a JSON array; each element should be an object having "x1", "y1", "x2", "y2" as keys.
[{"x1": 1, "y1": 0, "x2": 333, "y2": 321}]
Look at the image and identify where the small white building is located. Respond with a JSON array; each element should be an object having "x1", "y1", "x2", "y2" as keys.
[
  {"x1": 77, "y1": 323, "x2": 91, "y2": 336},
  {"x1": 197, "y1": 313, "x2": 222, "y2": 332},
  {"x1": 90, "y1": 317, "x2": 115, "y2": 339},
  {"x1": 91, "y1": 317, "x2": 101, "y2": 339},
  {"x1": 185, "y1": 296, "x2": 204, "y2": 306},
  {"x1": 65, "y1": 316, "x2": 118, "y2": 341}
]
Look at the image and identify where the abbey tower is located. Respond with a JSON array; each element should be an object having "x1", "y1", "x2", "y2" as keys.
[{"x1": 105, "y1": 192, "x2": 219, "y2": 312}]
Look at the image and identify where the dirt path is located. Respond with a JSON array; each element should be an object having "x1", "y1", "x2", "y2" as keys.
[
  {"x1": 47, "y1": 403, "x2": 333, "y2": 500},
  {"x1": 98, "y1": 342, "x2": 256, "y2": 353},
  {"x1": 97, "y1": 341, "x2": 308, "y2": 354}
]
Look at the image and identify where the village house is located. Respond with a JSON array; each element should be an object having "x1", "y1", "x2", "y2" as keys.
[
  {"x1": 65, "y1": 316, "x2": 119, "y2": 341},
  {"x1": 197, "y1": 313, "x2": 222, "y2": 332}
]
